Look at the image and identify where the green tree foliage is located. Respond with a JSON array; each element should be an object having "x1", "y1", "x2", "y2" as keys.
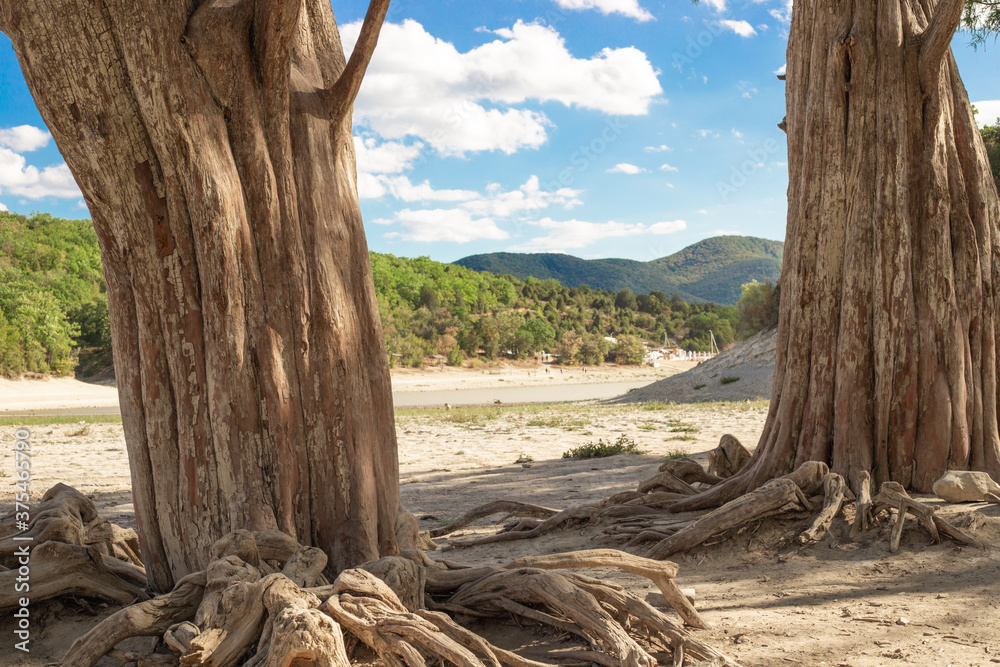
[
  {"x1": 982, "y1": 118, "x2": 1000, "y2": 193},
  {"x1": 963, "y1": 0, "x2": 1000, "y2": 48},
  {"x1": 614, "y1": 334, "x2": 646, "y2": 365},
  {"x1": 1, "y1": 211, "x2": 748, "y2": 375},
  {"x1": 454, "y1": 235, "x2": 784, "y2": 304},
  {"x1": 0, "y1": 212, "x2": 107, "y2": 376},
  {"x1": 737, "y1": 279, "x2": 781, "y2": 337}
]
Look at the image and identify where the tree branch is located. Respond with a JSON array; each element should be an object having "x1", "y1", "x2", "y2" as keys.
[
  {"x1": 918, "y1": 0, "x2": 965, "y2": 89},
  {"x1": 328, "y1": 0, "x2": 390, "y2": 121}
]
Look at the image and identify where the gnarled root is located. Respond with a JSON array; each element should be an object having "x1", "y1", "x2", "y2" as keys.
[
  {"x1": 645, "y1": 469, "x2": 818, "y2": 561},
  {"x1": 58, "y1": 528, "x2": 742, "y2": 667},
  {"x1": 870, "y1": 482, "x2": 984, "y2": 551},
  {"x1": 708, "y1": 434, "x2": 751, "y2": 479}
]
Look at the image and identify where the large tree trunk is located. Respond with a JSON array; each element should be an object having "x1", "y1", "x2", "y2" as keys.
[
  {"x1": 0, "y1": 0, "x2": 398, "y2": 591},
  {"x1": 678, "y1": 0, "x2": 1000, "y2": 511}
]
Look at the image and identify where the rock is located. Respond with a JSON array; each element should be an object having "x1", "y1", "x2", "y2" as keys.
[
  {"x1": 680, "y1": 587, "x2": 697, "y2": 603},
  {"x1": 895, "y1": 617, "x2": 910, "y2": 626},
  {"x1": 932, "y1": 471, "x2": 1000, "y2": 503}
]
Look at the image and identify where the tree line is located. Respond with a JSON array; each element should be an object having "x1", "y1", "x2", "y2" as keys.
[{"x1": 1, "y1": 211, "x2": 761, "y2": 377}]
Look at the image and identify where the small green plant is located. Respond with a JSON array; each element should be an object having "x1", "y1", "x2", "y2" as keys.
[
  {"x1": 720, "y1": 376, "x2": 741, "y2": 385},
  {"x1": 638, "y1": 424, "x2": 657, "y2": 431},
  {"x1": 665, "y1": 418, "x2": 699, "y2": 433},
  {"x1": 456, "y1": 450, "x2": 465, "y2": 455},
  {"x1": 563, "y1": 434, "x2": 647, "y2": 459},
  {"x1": 667, "y1": 435, "x2": 697, "y2": 442},
  {"x1": 665, "y1": 448, "x2": 688, "y2": 459},
  {"x1": 438, "y1": 519, "x2": 452, "y2": 527},
  {"x1": 693, "y1": 383, "x2": 706, "y2": 390}
]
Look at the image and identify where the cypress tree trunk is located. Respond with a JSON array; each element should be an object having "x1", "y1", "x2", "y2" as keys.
[
  {"x1": 679, "y1": 0, "x2": 1000, "y2": 511},
  {"x1": 0, "y1": 0, "x2": 398, "y2": 591}
]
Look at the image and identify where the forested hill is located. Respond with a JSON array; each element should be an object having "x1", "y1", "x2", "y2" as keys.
[
  {"x1": 1, "y1": 211, "x2": 749, "y2": 376},
  {"x1": 454, "y1": 236, "x2": 784, "y2": 305}
]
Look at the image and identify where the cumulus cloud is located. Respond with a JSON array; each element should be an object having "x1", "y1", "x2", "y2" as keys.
[
  {"x1": 353, "y1": 136, "x2": 423, "y2": 174},
  {"x1": 974, "y1": 100, "x2": 1000, "y2": 128},
  {"x1": 719, "y1": 20, "x2": 757, "y2": 37},
  {"x1": 376, "y1": 208, "x2": 509, "y2": 243},
  {"x1": 644, "y1": 144, "x2": 672, "y2": 152},
  {"x1": 511, "y1": 217, "x2": 686, "y2": 252},
  {"x1": 770, "y1": 0, "x2": 793, "y2": 23},
  {"x1": 648, "y1": 220, "x2": 687, "y2": 234},
  {"x1": 0, "y1": 147, "x2": 82, "y2": 199},
  {"x1": 0, "y1": 201, "x2": 7, "y2": 211},
  {"x1": 461, "y1": 176, "x2": 582, "y2": 217},
  {"x1": 659, "y1": 163, "x2": 679, "y2": 172},
  {"x1": 738, "y1": 81, "x2": 759, "y2": 98},
  {"x1": 0, "y1": 125, "x2": 50, "y2": 153},
  {"x1": 606, "y1": 163, "x2": 647, "y2": 175},
  {"x1": 341, "y1": 20, "x2": 662, "y2": 155},
  {"x1": 552, "y1": 0, "x2": 654, "y2": 22},
  {"x1": 774, "y1": 63, "x2": 786, "y2": 76},
  {"x1": 701, "y1": 0, "x2": 727, "y2": 12}
]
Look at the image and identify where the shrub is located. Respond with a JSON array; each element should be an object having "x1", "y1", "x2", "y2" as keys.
[{"x1": 563, "y1": 434, "x2": 647, "y2": 459}]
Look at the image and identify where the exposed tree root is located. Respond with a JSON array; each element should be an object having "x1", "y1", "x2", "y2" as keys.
[
  {"x1": 26, "y1": 488, "x2": 741, "y2": 667},
  {"x1": 430, "y1": 501, "x2": 561, "y2": 539},
  {"x1": 707, "y1": 435, "x2": 751, "y2": 480},
  {"x1": 871, "y1": 482, "x2": 985, "y2": 551}
]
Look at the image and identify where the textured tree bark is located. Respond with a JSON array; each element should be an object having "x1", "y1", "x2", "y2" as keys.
[
  {"x1": 674, "y1": 0, "x2": 1000, "y2": 511},
  {"x1": 0, "y1": 0, "x2": 398, "y2": 591}
]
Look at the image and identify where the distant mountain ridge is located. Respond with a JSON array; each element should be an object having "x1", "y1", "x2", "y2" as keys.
[{"x1": 454, "y1": 235, "x2": 784, "y2": 305}]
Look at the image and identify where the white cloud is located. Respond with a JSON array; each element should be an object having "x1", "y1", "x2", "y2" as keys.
[
  {"x1": 552, "y1": 0, "x2": 654, "y2": 22},
  {"x1": 511, "y1": 217, "x2": 685, "y2": 252},
  {"x1": 974, "y1": 100, "x2": 1000, "y2": 128},
  {"x1": 648, "y1": 220, "x2": 687, "y2": 234},
  {"x1": 461, "y1": 176, "x2": 582, "y2": 217},
  {"x1": 701, "y1": 0, "x2": 727, "y2": 12},
  {"x1": 732, "y1": 128, "x2": 744, "y2": 138},
  {"x1": 770, "y1": 0, "x2": 793, "y2": 23},
  {"x1": 719, "y1": 20, "x2": 757, "y2": 37},
  {"x1": 774, "y1": 64, "x2": 786, "y2": 76},
  {"x1": 696, "y1": 209, "x2": 708, "y2": 215},
  {"x1": 738, "y1": 81, "x2": 759, "y2": 98},
  {"x1": 659, "y1": 163, "x2": 679, "y2": 172},
  {"x1": 695, "y1": 129, "x2": 719, "y2": 139},
  {"x1": 0, "y1": 147, "x2": 82, "y2": 199},
  {"x1": 342, "y1": 20, "x2": 662, "y2": 155},
  {"x1": 0, "y1": 201, "x2": 7, "y2": 211},
  {"x1": 607, "y1": 163, "x2": 647, "y2": 175},
  {"x1": 644, "y1": 144, "x2": 672, "y2": 152},
  {"x1": 0, "y1": 126, "x2": 50, "y2": 152},
  {"x1": 377, "y1": 208, "x2": 509, "y2": 243},
  {"x1": 353, "y1": 136, "x2": 423, "y2": 174}
]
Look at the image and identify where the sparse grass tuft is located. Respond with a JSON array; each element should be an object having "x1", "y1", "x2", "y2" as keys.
[
  {"x1": 563, "y1": 434, "x2": 646, "y2": 459},
  {"x1": 0, "y1": 414, "x2": 122, "y2": 426},
  {"x1": 638, "y1": 424, "x2": 657, "y2": 431},
  {"x1": 693, "y1": 383, "x2": 706, "y2": 390},
  {"x1": 720, "y1": 376, "x2": 741, "y2": 385},
  {"x1": 665, "y1": 448, "x2": 688, "y2": 459}
]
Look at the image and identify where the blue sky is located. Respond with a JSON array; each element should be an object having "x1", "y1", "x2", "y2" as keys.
[{"x1": 1, "y1": 0, "x2": 998, "y2": 263}]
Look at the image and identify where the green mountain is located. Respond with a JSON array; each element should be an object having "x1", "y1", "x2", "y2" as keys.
[{"x1": 454, "y1": 236, "x2": 784, "y2": 305}]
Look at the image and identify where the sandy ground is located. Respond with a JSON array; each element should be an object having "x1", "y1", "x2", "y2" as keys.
[
  {"x1": 0, "y1": 362, "x2": 695, "y2": 414},
  {"x1": 1, "y1": 371, "x2": 999, "y2": 666}
]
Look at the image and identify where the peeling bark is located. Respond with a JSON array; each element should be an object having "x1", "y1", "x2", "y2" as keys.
[
  {"x1": 674, "y1": 0, "x2": 1000, "y2": 509},
  {"x1": 0, "y1": 0, "x2": 399, "y2": 590}
]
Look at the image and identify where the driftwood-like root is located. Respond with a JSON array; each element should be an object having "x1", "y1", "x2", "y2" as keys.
[
  {"x1": 708, "y1": 435, "x2": 751, "y2": 479},
  {"x1": 56, "y1": 525, "x2": 742, "y2": 667},
  {"x1": 798, "y1": 473, "x2": 847, "y2": 543},
  {"x1": 430, "y1": 501, "x2": 561, "y2": 538},
  {"x1": 646, "y1": 475, "x2": 813, "y2": 560},
  {"x1": 872, "y1": 482, "x2": 984, "y2": 551}
]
